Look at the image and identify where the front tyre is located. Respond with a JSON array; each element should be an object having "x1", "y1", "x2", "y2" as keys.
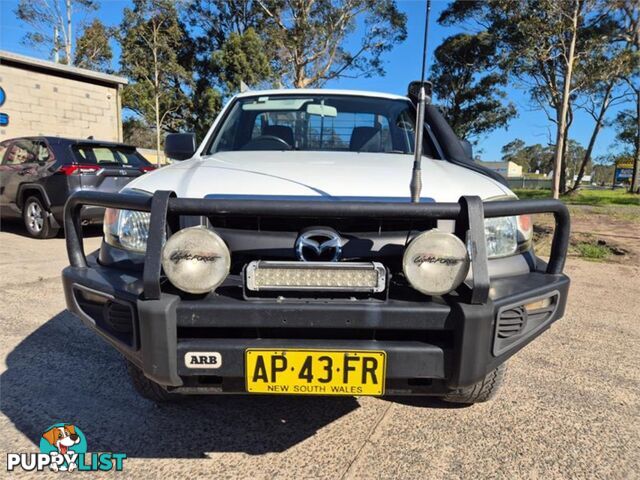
[
  {"x1": 126, "y1": 359, "x2": 181, "y2": 403},
  {"x1": 441, "y1": 363, "x2": 506, "y2": 404},
  {"x1": 23, "y1": 196, "x2": 59, "y2": 239}
]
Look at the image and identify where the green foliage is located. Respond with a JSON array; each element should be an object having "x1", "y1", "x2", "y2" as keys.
[
  {"x1": 591, "y1": 162, "x2": 616, "y2": 185},
  {"x1": 501, "y1": 140, "x2": 555, "y2": 174},
  {"x1": 514, "y1": 188, "x2": 640, "y2": 206},
  {"x1": 439, "y1": 0, "x2": 631, "y2": 196},
  {"x1": 119, "y1": 0, "x2": 192, "y2": 147},
  {"x1": 575, "y1": 242, "x2": 610, "y2": 260},
  {"x1": 431, "y1": 32, "x2": 516, "y2": 140},
  {"x1": 614, "y1": 109, "x2": 638, "y2": 151},
  {"x1": 123, "y1": 118, "x2": 155, "y2": 149},
  {"x1": 211, "y1": 28, "x2": 273, "y2": 94},
  {"x1": 74, "y1": 19, "x2": 113, "y2": 72},
  {"x1": 179, "y1": 0, "x2": 407, "y2": 136},
  {"x1": 187, "y1": 81, "x2": 223, "y2": 143},
  {"x1": 185, "y1": 0, "x2": 269, "y2": 53},
  {"x1": 258, "y1": 0, "x2": 407, "y2": 87}
]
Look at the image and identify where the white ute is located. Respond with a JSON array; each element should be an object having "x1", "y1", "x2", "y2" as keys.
[{"x1": 61, "y1": 87, "x2": 570, "y2": 404}]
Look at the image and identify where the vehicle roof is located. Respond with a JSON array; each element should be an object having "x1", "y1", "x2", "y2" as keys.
[
  {"x1": 4, "y1": 136, "x2": 136, "y2": 148},
  {"x1": 233, "y1": 88, "x2": 410, "y2": 102}
]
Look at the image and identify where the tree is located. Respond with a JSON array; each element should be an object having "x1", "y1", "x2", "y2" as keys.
[
  {"x1": 258, "y1": 0, "x2": 407, "y2": 87},
  {"x1": 439, "y1": 0, "x2": 618, "y2": 198},
  {"x1": 501, "y1": 139, "x2": 527, "y2": 167},
  {"x1": 15, "y1": 0, "x2": 98, "y2": 64},
  {"x1": 591, "y1": 156, "x2": 616, "y2": 185},
  {"x1": 563, "y1": 139, "x2": 588, "y2": 183},
  {"x1": 430, "y1": 32, "x2": 517, "y2": 141},
  {"x1": 119, "y1": 0, "x2": 192, "y2": 165},
  {"x1": 615, "y1": 0, "x2": 639, "y2": 193},
  {"x1": 210, "y1": 28, "x2": 273, "y2": 94},
  {"x1": 567, "y1": 2, "x2": 636, "y2": 192},
  {"x1": 74, "y1": 19, "x2": 113, "y2": 72},
  {"x1": 501, "y1": 140, "x2": 555, "y2": 174},
  {"x1": 183, "y1": 1, "x2": 274, "y2": 138},
  {"x1": 185, "y1": 0, "x2": 270, "y2": 54},
  {"x1": 614, "y1": 107, "x2": 640, "y2": 189},
  {"x1": 123, "y1": 118, "x2": 156, "y2": 149},
  {"x1": 568, "y1": 65, "x2": 631, "y2": 192}
]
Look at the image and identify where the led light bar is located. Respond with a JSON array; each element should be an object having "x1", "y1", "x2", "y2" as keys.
[{"x1": 245, "y1": 261, "x2": 387, "y2": 292}]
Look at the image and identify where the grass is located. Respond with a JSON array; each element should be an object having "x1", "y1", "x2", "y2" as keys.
[
  {"x1": 573, "y1": 242, "x2": 610, "y2": 261},
  {"x1": 513, "y1": 188, "x2": 640, "y2": 206}
]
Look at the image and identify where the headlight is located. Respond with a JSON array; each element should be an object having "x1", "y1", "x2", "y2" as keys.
[
  {"x1": 161, "y1": 226, "x2": 230, "y2": 294},
  {"x1": 104, "y1": 208, "x2": 151, "y2": 253},
  {"x1": 484, "y1": 216, "x2": 518, "y2": 258},
  {"x1": 484, "y1": 215, "x2": 533, "y2": 258},
  {"x1": 483, "y1": 195, "x2": 534, "y2": 258},
  {"x1": 402, "y1": 230, "x2": 470, "y2": 296}
]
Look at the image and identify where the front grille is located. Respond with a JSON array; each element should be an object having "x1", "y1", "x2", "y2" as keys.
[
  {"x1": 105, "y1": 301, "x2": 135, "y2": 334},
  {"x1": 72, "y1": 287, "x2": 138, "y2": 349},
  {"x1": 496, "y1": 306, "x2": 527, "y2": 338},
  {"x1": 493, "y1": 293, "x2": 560, "y2": 356},
  {"x1": 208, "y1": 215, "x2": 435, "y2": 233}
]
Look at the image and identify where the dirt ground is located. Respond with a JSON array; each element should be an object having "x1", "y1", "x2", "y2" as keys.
[
  {"x1": 534, "y1": 204, "x2": 640, "y2": 266},
  {"x1": 0, "y1": 220, "x2": 639, "y2": 479}
]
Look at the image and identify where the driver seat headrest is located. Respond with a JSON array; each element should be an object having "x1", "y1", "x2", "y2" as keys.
[
  {"x1": 350, "y1": 126, "x2": 381, "y2": 152},
  {"x1": 262, "y1": 125, "x2": 294, "y2": 147}
]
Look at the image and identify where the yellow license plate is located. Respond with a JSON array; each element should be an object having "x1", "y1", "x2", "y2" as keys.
[{"x1": 245, "y1": 349, "x2": 386, "y2": 396}]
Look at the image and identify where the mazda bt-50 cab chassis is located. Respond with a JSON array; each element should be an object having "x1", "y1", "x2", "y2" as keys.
[{"x1": 62, "y1": 190, "x2": 570, "y2": 403}]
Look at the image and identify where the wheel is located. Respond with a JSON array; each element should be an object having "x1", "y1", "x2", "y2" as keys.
[
  {"x1": 125, "y1": 359, "x2": 181, "y2": 403},
  {"x1": 22, "y1": 196, "x2": 59, "y2": 239},
  {"x1": 441, "y1": 363, "x2": 506, "y2": 404}
]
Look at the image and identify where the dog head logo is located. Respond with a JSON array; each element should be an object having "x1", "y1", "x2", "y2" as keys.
[
  {"x1": 39, "y1": 424, "x2": 87, "y2": 472},
  {"x1": 41, "y1": 425, "x2": 80, "y2": 456}
]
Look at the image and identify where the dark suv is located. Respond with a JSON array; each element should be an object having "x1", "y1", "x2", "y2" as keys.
[{"x1": 0, "y1": 136, "x2": 154, "y2": 238}]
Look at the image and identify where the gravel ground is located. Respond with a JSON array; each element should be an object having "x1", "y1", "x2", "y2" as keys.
[{"x1": 0, "y1": 225, "x2": 638, "y2": 479}]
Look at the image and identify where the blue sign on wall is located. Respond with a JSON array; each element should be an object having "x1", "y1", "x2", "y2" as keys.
[{"x1": 0, "y1": 85, "x2": 9, "y2": 126}]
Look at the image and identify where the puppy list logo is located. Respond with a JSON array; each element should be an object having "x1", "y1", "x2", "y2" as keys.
[{"x1": 6, "y1": 423, "x2": 126, "y2": 472}]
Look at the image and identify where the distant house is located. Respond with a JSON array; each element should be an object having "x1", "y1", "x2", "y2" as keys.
[
  {"x1": 478, "y1": 161, "x2": 523, "y2": 178},
  {"x1": 573, "y1": 174, "x2": 592, "y2": 184}
]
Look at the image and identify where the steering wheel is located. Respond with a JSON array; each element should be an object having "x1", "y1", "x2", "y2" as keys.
[{"x1": 242, "y1": 135, "x2": 293, "y2": 150}]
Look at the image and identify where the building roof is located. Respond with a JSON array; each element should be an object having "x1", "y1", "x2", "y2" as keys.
[{"x1": 0, "y1": 50, "x2": 127, "y2": 87}]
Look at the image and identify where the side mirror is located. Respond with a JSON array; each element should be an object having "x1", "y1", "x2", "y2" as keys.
[
  {"x1": 164, "y1": 133, "x2": 196, "y2": 161},
  {"x1": 460, "y1": 139, "x2": 473, "y2": 160}
]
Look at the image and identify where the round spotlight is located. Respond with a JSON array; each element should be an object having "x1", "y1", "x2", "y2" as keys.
[
  {"x1": 161, "y1": 226, "x2": 230, "y2": 294},
  {"x1": 402, "y1": 230, "x2": 470, "y2": 296}
]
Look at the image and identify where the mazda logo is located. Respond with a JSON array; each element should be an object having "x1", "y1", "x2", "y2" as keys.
[{"x1": 295, "y1": 228, "x2": 342, "y2": 262}]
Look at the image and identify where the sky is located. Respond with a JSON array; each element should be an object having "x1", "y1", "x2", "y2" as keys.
[{"x1": 0, "y1": 0, "x2": 629, "y2": 161}]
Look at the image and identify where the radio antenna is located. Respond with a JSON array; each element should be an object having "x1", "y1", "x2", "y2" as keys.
[{"x1": 410, "y1": 0, "x2": 432, "y2": 203}]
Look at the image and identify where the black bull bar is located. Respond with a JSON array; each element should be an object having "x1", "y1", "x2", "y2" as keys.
[{"x1": 64, "y1": 190, "x2": 570, "y2": 303}]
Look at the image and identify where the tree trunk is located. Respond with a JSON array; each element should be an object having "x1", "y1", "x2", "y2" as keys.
[
  {"x1": 66, "y1": 0, "x2": 72, "y2": 64},
  {"x1": 153, "y1": 37, "x2": 161, "y2": 167},
  {"x1": 559, "y1": 124, "x2": 569, "y2": 194},
  {"x1": 568, "y1": 84, "x2": 612, "y2": 193},
  {"x1": 630, "y1": 89, "x2": 640, "y2": 194},
  {"x1": 53, "y1": 25, "x2": 59, "y2": 63},
  {"x1": 551, "y1": 0, "x2": 581, "y2": 199}
]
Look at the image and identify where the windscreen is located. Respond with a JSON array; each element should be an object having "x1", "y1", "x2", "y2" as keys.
[
  {"x1": 208, "y1": 95, "x2": 438, "y2": 157},
  {"x1": 72, "y1": 145, "x2": 150, "y2": 167}
]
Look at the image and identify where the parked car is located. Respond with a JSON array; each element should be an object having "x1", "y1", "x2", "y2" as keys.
[
  {"x1": 0, "y1": 137, "x2": 155, "y2": 238},
  {"x1": 62, "y1": 88, "x2": 570, "y2": 403}
]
